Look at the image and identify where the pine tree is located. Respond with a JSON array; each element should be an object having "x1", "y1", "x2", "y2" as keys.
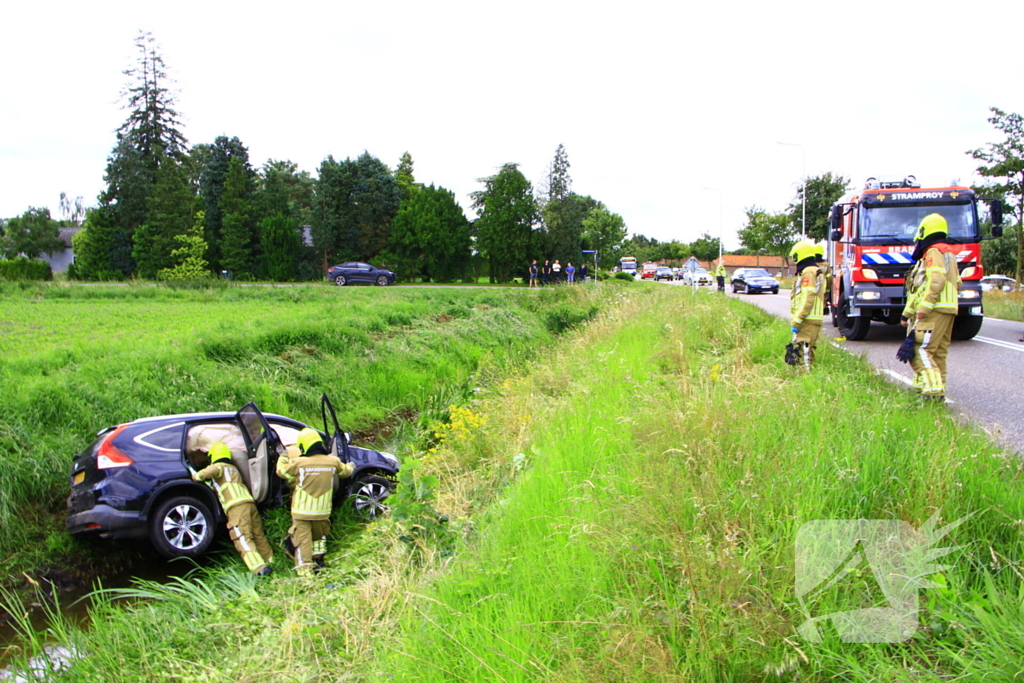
[
  {"x1": 100, "y1": 31, "x2": 188, "y2": 243},
  {"x1": 260, "y1": 213, "x2": 301, "y2": 281},
  {"x1": 395, "y1": 151, "x2": 419, "y2": 201},
  {"x1": 199, "y1": 136, "x2": 252, "y2": 271},
  {"x1": 220, "y1": 157, "x2": 255, "y2": 278},
  {"x1": 548, "y1": 143, "x2": 571, "y2": 202},
  {"x1": 390, "y1": 184, "x2": 471, "y2": 282},
  {"x1": 473, "y1": 163, "x2": 537, "y2": 282},
  {"x1": 132, "y1": 148, "x2": 194, "y2": 278}
]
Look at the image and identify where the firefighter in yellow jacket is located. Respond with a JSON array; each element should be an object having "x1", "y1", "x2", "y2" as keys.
[
  {"x1": 900, "y1": 213, "x2": 962, "y2": 400},
  {"x1": 276, "y1": 428, "x2": 354, "y2": 576},
  {"x1": 192, "y1": 442, "x2": 274, "y2": 575},
  {"x1": 789, "y1": 240, "x2": 827, "y2": 373},
  {"x1": 715, "y1": 262, "x2": 727, "y2": 291}
]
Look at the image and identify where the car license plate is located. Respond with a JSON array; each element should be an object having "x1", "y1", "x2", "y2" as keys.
[{"x1": 74, "y1": 471, "x2": 85, "y2": 486}]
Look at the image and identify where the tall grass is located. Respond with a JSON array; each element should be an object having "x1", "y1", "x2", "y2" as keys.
[
  {"x1": 6, "y1": 284, "x2": 1022, "y2": 682},
  {"x1": 0, "y1": 283, "x2": 614, "y2": 585},
  {"x1": 982, "y1": 289, "x2": 1024, "y2": 322},
  {"x1": 376, "y1": 288, "x2": 1024, "y2": 681}
]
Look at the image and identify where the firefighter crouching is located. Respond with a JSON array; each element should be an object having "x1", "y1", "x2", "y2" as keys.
[
  {"x1": 901, "y1": 213, "x2": 962, "y2": 400},
  {"x1": 192, "y1": 442, "x2": 274, "y2": 575},
  {"x1": 276, "y1": 428, "x2": 354, "y2": 576},
  {"x1": 788, "y1": 240, "x2": 827, "y2": 373}
]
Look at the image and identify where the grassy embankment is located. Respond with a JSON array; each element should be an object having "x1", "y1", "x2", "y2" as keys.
[
  {"x1": 6, "y1": 283, "x2": 1024, "y2": 681},
  {"x1": 983, "y1": 288, "x2": 1024, "y2": 322},
  {"x1": 0, "y1": 281, "x2": 604, "y2": 594}
]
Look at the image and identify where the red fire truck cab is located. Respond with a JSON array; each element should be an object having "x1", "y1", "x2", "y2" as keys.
[{"x1": 827, "y1": 175, "x2": 1003, "y2": 341}]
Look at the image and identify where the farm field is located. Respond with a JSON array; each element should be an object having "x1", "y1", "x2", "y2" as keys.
[
  {"x1": 3, "y1": 282, "x2": 1024, "y2": 681},
  {"x1": 0, "y1": 281, "x2": 604, "y2": 596}
]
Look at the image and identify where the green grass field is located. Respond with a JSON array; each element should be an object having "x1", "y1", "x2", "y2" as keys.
[
  {"x1": 0, "y1": 281, "x2": 607, "y2": 588},
  {"x1": 3, "y1": 282, "x2": 1023, "y2": 682}
]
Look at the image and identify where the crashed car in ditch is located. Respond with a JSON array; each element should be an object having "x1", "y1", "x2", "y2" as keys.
[{"x1": 67, "y1": 395, "x2": 398, "y2": 559}]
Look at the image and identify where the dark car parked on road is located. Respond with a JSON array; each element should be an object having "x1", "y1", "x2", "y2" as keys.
[
  {"x1": 67, "y1": 395, "x2": 399, "y2": 559},
  {"x1": 327, "y1": 262, "x2": 396, "y2": 286},
  {"x1": 730, "y1": 268, "x2": 779, "y2": 295}
]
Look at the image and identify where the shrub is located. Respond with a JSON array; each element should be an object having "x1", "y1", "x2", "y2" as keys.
[
  {"x1": 0, "y1": 257, "x2": 52, "y2": 281},
  {"x1": 613, "y1": 271, "x2": 634, "y2": 281}
]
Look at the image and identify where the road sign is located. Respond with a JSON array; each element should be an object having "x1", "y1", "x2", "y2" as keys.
[{"x1": 684, "y1": 256, "x2": 701, "y2": 272}]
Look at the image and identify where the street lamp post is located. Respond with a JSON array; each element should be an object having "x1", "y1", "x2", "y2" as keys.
[{"x1": 777, "y1": 141, "x2": 806, "y2": 239}]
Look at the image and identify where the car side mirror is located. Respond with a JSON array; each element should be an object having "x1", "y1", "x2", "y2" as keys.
[
  {"x1": 830, "y1": 229, "x2": 842, "y2": 242},
  {"x1": 990, "y1": 199, "x2": 1004, "y2": 237}
]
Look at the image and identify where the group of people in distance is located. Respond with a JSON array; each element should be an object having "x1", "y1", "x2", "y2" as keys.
[{"x1": 527, "y1": 259, "x2": 587, "y2": 287}]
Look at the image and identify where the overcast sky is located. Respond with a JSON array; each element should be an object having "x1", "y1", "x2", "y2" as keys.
[{"x1": 3, "y1": 0, "x2": 1024, "y2": 249}]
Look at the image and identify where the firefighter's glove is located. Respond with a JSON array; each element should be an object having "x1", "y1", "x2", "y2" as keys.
[
  {"x1": 895, "y1": 336, "x2": 915, "y2": 363},
  {"x1": 784, "y1": 343, "x2": 800, "y2": 366},
  {"x1": 790, "y1": 326, "x2": 799, "y2": 335}
]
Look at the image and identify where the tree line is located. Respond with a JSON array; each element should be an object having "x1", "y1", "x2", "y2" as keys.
[{"x1": 0, "y1": 33, "x2": 639, "y2": 284}]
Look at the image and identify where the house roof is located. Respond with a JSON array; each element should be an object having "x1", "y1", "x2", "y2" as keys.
[
  {"x1": 58, "y1": 227, "x2": 83, "y2": 247},
  {"x1": 713, "y1": 254, "x2": 788, "y2": 268}
]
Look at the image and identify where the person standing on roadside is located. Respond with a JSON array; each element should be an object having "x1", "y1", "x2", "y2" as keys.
[
  {"x1": 715, "y1": 261, "x2": 727, "y2": 292},
  {"x1": 542, "y1": 259, "x2": 552, "y2": 286},
  {"x1": 192, "y1": 442, "x2": 274, "y2": 576},
  {"x1": 900, "y1": 213, "x2": 961, "y2": 400},
  {"x1": 276, "y1": 428, "x2": 354, "y2": 576},
  {"x1": 788, "y1": 240, "x2": 827, "y2": 374},
  {"x1": 552, "y1": 259, "x2": 562, "y2": 283},
  {"x1": 528, "y1": 259, "x2": 538, "y2": 288},
  {"x1": 579, "y1": 262, "x2": 589, "y2": 282},
  {"x1": 566, "y1": 262, "x2": 576, "y2": 284}
]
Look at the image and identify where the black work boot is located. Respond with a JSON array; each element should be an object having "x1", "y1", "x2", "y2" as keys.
[{"x1": 282, "y1": 537, "x2": 296, "y2": 560}]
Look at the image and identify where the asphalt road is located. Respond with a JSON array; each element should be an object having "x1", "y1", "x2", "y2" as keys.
[{"x1": 710, "y1": 283, "x2": 1024, "y2": 457}]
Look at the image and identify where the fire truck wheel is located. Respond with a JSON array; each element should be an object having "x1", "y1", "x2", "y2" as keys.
[
  {"x1": 951, "y1": 314, "x2": 983, "y2": 341},
  {"x1": 836, "y1": 298, "x2": 871, "y2": 341}
]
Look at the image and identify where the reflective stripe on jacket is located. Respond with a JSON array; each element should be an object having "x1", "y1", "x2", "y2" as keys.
[
  {"x1": 194, "y1": 461, "x2": 254, "y2": 512},
  {"x1": 790, "y1": 265, "x2": 825, "y2": 325},
  {"x1": 904, "y1": 244, "x2": 961, "y2": 317},
  {"x1": 278, "y1": 453, "x2": 352, "y2": 520}
]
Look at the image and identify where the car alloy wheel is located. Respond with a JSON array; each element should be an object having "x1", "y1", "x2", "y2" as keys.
[
  {"x1": 376, "y1": 275, "x2": 389, "y2": 286},
  {"x1": 150, "y1": 495, "x2": 214, "y2": 559},
  {"x1": 334, "y1": 275, "x2": 347, "y2": 286},
  {"x1": 350, "y1": 475, "x2": 393, "y2": 518}
]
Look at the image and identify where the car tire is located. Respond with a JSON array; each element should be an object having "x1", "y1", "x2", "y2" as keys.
[
  {"x1": 334, "y1": 275, "x2": 347, "y2": 286},
  {"x1": 731, "y1": 284, "x2": 739, "y2": 293},
  {"x1": 772, "y1": 288, "x2": 779, "y2": 295},
  {"x1": 350, "y1": 475, "x2": 393, "y2": 519},
  {"x1": 149, "y1": 495, "x2": 215, "y2": 559},
  {"x1": 376, "y1": 275, "x2": 389, "y2": 287}
]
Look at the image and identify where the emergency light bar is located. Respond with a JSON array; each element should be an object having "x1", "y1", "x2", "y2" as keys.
[{"x1": 864, "y1": 175, "x2": 920, "y2": 190}]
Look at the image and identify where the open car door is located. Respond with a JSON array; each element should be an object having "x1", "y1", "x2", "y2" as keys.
[
  {"x1": 320, "y1": 393, "x2": 352, "y2": 466},
  {"x1": 235, "y1": 402, "x2": 283, "y2": 504}
]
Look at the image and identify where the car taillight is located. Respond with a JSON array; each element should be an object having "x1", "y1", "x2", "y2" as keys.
[{"x1": 97, "y1": 424, "x2": 134, "y2": 469}]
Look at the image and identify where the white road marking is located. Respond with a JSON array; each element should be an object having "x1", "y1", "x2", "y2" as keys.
[
  {"x1": 973, "y1": 336, "x2": 1024, "y2": 353},
  {"x1": 882, "y1": 369, "x2": 913, "y2": 386}
]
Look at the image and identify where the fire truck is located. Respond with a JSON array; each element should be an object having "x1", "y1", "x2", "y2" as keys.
[{"x1": 827, "y1": 175, "x2": 1003, "y2": 341}]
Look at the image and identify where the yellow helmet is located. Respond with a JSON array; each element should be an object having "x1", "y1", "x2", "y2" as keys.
[
  {"x1": 790, "y1": 240, "x2": 824, "y2": 263},
  {"x1": 209, "y1": 441, "x2": 232, "y2": 463},
  {"x1": 914, "y1": 213, "x2": 947, "y2": 242},
  {"x1": 297, "y1": 428, "x2": 324, "y2": 455}
]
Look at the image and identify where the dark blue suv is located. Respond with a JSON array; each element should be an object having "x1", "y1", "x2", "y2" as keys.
[
  {"x1": 327, "y1": 262, "x2": 396, "y2": 286},
  {"x1": 67, "y1": 396, "x2": 399, "y2": 559}
]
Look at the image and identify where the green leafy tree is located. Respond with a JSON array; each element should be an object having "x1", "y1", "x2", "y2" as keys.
[
  {"x1": 390, "y1": 184, "x2": 471, "y2": 282},
  {"x1": 394, "y1": 151, "x2": 420, "y2": 201},
  {"x1": 132, "y1": 149, "x2": 194, "y2": 278},
  {"x1": 100, "y1": 31, "x2": 188, "y2": 240},
  {"x1": 968, "y1": 106, "x2": 1024, "y2": 283},
  {"x1": 688, "y1": 232, "x2": 723, "y2": 262},
  {"x1": 473, "y1": 163, "x2": 538, "y2": 282},
  {"x1": 219, "y1": 156, "x2": 256, "y2": 278},
  {"x1": 0, "y1": 207, "x2": 64, "y2": 260},
  {"x1": 739, "y1": 206, "x2": 796, "y2": 258},
  {"x1": 787, "y1": 172, "x2": 850, "y2": 241},
  {"x1": 255, "y1": 159, "x2": 314, "y2": 226},
  {"x1": 352, "y1": 152, "x2": 403, "y2": 260},
  {"x1": 544, "y1": 193, "x2": 600, "y2": 263},
  {"x1": 199, "y1": 136, "x2": 252, "y2": 271},
  {"x1": 71, "y1": 206, "x2": 130, "y2": 279},
  {"x1": 581, "y1": 206, "x2": 626, "y2": 269},
  {"x1": 312, "y1": 155, "x2": 358, "y2": 271},
  {"x1": 620, "y1": 233, "x2": 662, "y2": 265},
  {"x1": 260, "y1": 213, "x2": 301, "y2": 281},
  {"x1": 158, "y1": 211, "x2": 209, "y2": 281}
]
